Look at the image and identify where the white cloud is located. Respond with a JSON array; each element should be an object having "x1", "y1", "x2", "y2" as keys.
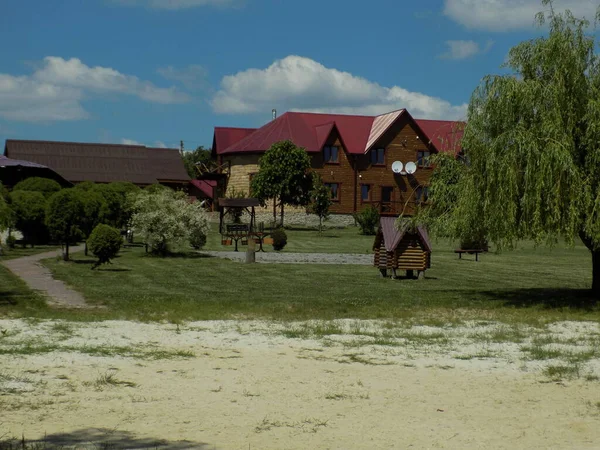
[
  {"x1": 439, "y1": 40, "x2": 494, "y2": 60},
  {"x1": 0, "y1": 57, "x2": 189, "y2": 122},
  {"x1": 157, "y1": 65, "x2": 209, "y2": 90},
  {"x1": 211, "y1": 55, "x2": 467, "y2": 120},
  {"x1": 153, "y1": 140, "x2": 168, "y2": 148},
  {"x1": 114, "y1": 0, "x2": 239, "y2": 9},
  {"x1": 121, "y1": 138, "x2": 143, "y2": 145},
  {"x1": 444, "y1": 0, "x2": 600, "y2": 31}
]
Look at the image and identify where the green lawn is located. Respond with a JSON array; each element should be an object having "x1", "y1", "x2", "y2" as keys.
[
  {"x1": 202, "y1": 223, "x2": 375, "y2": 254},
  {"x1": 17, "y1": 235, "x2": 596, "y2": 324},
  {"x1": 0, "y1": 245, "x2": 59, "y2": 261}
]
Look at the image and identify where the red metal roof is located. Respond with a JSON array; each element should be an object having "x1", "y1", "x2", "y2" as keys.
[
  {"x1": 213, "y1": 127, "x2": 257, "y2": 154},
  {"x1": 214, "y1": 111, "x2": 463, "y2": 157},
  {"x1": 190, "y1": 179, "x2": 216, "y2": 198},
  {"x1": 415, "y1": 119, "x2": 464, "y2": 155}
]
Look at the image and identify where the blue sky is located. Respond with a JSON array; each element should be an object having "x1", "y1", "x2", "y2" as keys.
[{"x1": 1, "y1": 0, "x2": 598, "y2": 150}]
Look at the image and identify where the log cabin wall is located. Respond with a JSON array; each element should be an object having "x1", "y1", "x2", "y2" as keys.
[
  {"x1": 355, "y1": 115, "x2": 435, "y2": 216},
  {"x1": 311, "y1": 130, "x2": 357, "y2": 215}
]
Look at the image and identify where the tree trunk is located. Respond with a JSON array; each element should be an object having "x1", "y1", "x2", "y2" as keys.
[
  {"x1": 84, "y1": 241, "x2": 88, "y2": 256},
  {"x1": 579, "y1": 231, "x2": 600, "y2": 297},
  {"x1": 280, "y1": 203, "x2": 284, "y2": 227},
  {"x1": 273, "y1": 199, "x2": 277, "y2": 225},
  {"x1": 319, "y1": 217, "x2": 322, "y2": 234},
  {"x1": 63, "y1": 243, "x2": 70, "y2": 261},
  {"x1": 593, "y1": 249, "x2": 600, "y2": 296}
]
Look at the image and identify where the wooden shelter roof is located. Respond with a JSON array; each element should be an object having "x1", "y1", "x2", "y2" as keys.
[{"x1": 378, "y1": 217, "x2": 432, "y2": 252}]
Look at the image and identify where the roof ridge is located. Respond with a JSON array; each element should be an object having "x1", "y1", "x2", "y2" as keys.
[{"x1": 5, "y1": 139, "x2": 180, "y2": 150}]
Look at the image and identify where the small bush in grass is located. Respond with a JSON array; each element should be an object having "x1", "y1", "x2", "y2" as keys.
[
  {"x1": 6, "y1": 234, "x2": 16, "y2": 249},
  {"x1": 87, "y1": 224, "x2": 122, "y2": 269},
  {"x1": 353, "y1": 206, "x2": 380, "y2": 235},
  {"x1": 189, "y1": 230, "x2": 207, "y2": 250},
  {"x1": 272, "y1": 228, "x2": 288, "y2": 251}
]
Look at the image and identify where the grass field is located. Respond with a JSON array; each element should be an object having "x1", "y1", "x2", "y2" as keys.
[
  {"x1": 1, "y1": 230, "x2": 586, "y2": 323},
  {"x1": 202, "y1": 223, "x2": 375, "y2": 254}
]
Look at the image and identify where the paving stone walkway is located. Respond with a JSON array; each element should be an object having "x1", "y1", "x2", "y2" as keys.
[
  {"x1": 202, "y1": 250, "x2": 373, "y2": 265},
  {"x1": 1, "y1": 245, "x2": 96, "y2": 309}
]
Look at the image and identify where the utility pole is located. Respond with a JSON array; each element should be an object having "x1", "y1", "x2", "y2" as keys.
[{"x1": 180, "y1": 140, "x2": 184, "y2": 155}]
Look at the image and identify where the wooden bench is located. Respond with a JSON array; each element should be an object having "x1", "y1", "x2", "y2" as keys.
[{"x1": 455, "y1": 249, "x2": 484, "y2": 262}]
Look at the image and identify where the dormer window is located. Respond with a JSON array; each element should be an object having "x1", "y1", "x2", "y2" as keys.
[
  {"x1": 370, "y1": 148, "x2": 385, "y2": 165},
  {"x1": 324, "y1": 146, "x2": 339, "y2": 163},
  {"x1": 417, "y1": 151, "x2": 431, "y2": 167}
]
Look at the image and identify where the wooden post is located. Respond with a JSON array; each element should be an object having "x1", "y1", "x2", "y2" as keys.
[
  {"x1": 418, "y1": 271, "x2": 425, "y2": 280},
  {"x1": 379, "y1": 268, "x2": 388, "y2": 278},
  {"x1": 406, "y1": 270, "x2": 414, "y2": 279},
  {"x1": 246, "y1": 238, "x2": 256, "y2": 264}
]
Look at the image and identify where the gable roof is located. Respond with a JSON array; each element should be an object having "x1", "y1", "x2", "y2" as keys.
[
  {"x1": 4, "y1": 139, "x2": 190, "y2": 185},
  {"x1": 415, "y1": 119, "x2": 465, "y2": 156},
  {"x1": 377, "y1": 217, "x2": 432, "y2": 253},
  {"x1": 214, "y1": 110, "x2": 463, "y2": 157}
]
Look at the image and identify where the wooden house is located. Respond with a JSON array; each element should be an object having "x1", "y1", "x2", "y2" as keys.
[
  {"x1": 211, "y1": 110, "x2": 464, "y2": 217},
  {"x1": 373, "y1": 217, "x2": 432, "y2": 279}
]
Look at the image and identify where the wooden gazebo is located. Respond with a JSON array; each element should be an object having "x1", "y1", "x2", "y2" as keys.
[{"x1": 373, "y1": 217, "x2": 432, "y2": 279}]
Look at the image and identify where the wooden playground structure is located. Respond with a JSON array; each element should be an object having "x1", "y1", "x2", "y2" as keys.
[{"x1": 373, "y1": 217, "x2": 432, "y2": 279}]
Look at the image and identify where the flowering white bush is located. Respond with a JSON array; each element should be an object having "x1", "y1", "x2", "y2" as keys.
[{"x1": 129, "y1": 189, "x2": 209, "y2": 254}]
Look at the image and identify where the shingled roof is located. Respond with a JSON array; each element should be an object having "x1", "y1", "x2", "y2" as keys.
[
  {"x1": 213, "y1": 111, "x2": 464, "y2": 156},
  {"x1": 4, "y1": 140, "x2": 189, "y2": 185}
]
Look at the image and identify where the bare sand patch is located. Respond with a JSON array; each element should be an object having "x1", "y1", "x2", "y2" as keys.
[{"x1": 1, "y1": 319, "x2": 600, "y2": 449}]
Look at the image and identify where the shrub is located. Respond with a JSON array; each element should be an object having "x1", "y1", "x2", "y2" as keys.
[
  {"x1": 460, "y1": 235, "x2": 489, "y2": 251},
  {"x1": 9, "y1": 190, "x2": 48, "y2": 246},
  {"x1": 6, "y1": 234, "x2": 16, "y2": 249},
  {"x1": 353, "y1": 205, "x2": 380, "y2": 235},
  {"x1": 12, "y1": 177, "x2": 62, "y2": 198},
  {"x1": 87, "y1": 224, "x2": 123, "y2": 269},
  {"x1": 130, "y1": 189, "x2": 209, "y2": 255},
  {"x1": 271, "y1": 227, "x2": 288, "y2": 251}
]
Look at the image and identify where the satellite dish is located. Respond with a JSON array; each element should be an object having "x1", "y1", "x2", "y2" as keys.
[
  {"x1": 391, "y1": 161, "x2": 403, "y2": 174},
  {"x1": 405, "y1": 161, "x2": 417, "y2": 175}
]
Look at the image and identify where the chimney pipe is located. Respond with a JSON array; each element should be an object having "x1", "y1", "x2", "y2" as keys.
[{"x1": 272, "y1": 109, "x2": 277, "y2": 121}]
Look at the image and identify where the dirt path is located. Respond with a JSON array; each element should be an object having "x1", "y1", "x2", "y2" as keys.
[{"x1": 1, "y1": 245, "x2": 94, "y2": 309}]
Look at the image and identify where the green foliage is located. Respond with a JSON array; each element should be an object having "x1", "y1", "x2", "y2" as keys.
[
  {"x1": 250, "y1": 140, "x2": 313, "y2": 225},
  {"x1": 5, "y1": 234, "x2": 16, "y2": 249},
  {"x1": 181, "y1": 146, "x2": 214, "y2": 179},
  {"x1": 309, "y1": 174, "x2": 332, "y2": 233},
  {"x1": 9, "y1": 190, "x2": 48, "y2": 246},
  {"x1": 421, "y1": 1, "x2": 600, "y2": 293},
  {"x1": 93, "y1": 182, "x2": 140, "y2": 229},
  {"x1": 78, "y1": 189, "x2": 106, "y2": 239},
  {"x1": 130, "y1": 188, "x2": 209, "y2": 255},
  {"x1": 353, "y1": 206, "x2": 380, "y2": 235},
  {"x1": 87, "y1": 224, "x2": 123, "y2": 269},
  {"x1": 0, "y1": 184, "x2": 10, "y2": 232},
  {"x1": 271, "y1": 227, "x2": 288, "y2": 251},
  {"x1": 12, "y1": 177, "x2": 62, "y2": 198},
  {"x1": 225, "y1": 188, "x2": 247, "y2": 224},
  {"x1": 45, "y1": 189, "x2": 85, "y2": 260}
]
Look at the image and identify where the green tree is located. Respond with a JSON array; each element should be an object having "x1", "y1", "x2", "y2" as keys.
[
  {"x1": 250, "y1": 140, "x2": 313, "y2": 226},
  {"x1": 181, "y1": 146, "x2": 214, "y2": 179},
  {"x1": 46, "y1": 189, "x2": 85, "y2": 261},
  {"x1": 78, "y1": 189, "x2": 107, "y2": 255},
  {"x1": 87, "y1": 224, "x2": 123, "y2": 270},
  {"x1": 12, "y1": 177, "x2": 62, "y2": 198},
  {"x1": 9, "y1": 191, "x2": 48, "y2": 247},
  {"x1": 93, "y1": 182, "x2": 139, "y2": 229},
  {"x1": 421, "y1": 1, "x2": 600, "y2": 295},
  {"x1": 308, "y1": 174, "x2": 332, "y2": 233}
]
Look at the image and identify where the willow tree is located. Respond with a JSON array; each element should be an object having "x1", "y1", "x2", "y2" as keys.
[{"x1": 423, "y1": 1, "x2": 600, "y2": 295}]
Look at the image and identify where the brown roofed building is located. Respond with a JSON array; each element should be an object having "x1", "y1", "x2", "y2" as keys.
[{"x1": 3, "y1": 139, "x2": 190, "y2": 187}]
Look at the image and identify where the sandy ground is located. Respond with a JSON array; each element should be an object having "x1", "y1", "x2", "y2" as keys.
[{"x1": 2, "y1": 319, "x2": 600, "y2": 449}]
